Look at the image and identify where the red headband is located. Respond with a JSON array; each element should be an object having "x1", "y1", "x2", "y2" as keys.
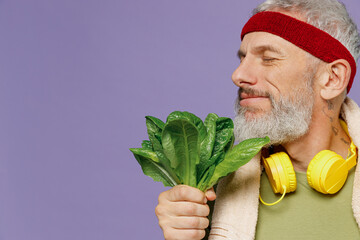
[{"x1": 241, "y1": 11, "x2": 356, "y2": 93}]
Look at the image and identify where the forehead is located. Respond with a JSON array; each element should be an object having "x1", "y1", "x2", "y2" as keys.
[{"x1": 240, "y1": 31, "x2": 306, "y2": 57}]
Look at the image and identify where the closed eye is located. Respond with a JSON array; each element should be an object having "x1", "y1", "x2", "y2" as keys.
[
  {"x1": 237, "y1": 49, "x2": 246, "y2": 61},
  {"x1": 263, "y1": 58, "x2": 276, "y2": 62}
]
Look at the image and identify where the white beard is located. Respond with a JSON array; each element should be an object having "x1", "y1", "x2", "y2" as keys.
[{"x1": 233, "y1": 78, "x2": 315, "y2": 145}]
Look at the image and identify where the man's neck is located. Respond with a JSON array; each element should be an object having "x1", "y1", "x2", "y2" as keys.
[{"x1": 282, "y1": 103, "x2": 351, "y2": 172}]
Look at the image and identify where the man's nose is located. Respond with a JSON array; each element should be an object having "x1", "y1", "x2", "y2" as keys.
[{"x1": 231, "y1": 58, "x2": 258, "y2": 87}]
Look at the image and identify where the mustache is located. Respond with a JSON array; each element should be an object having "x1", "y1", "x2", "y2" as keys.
[{"x1": 237, "y1": 87, "x2": 271, "y2": 100}]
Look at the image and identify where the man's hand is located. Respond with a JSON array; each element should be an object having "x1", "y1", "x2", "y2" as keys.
[{"x1": 155, "y1": 185, "x2": 216, "y2": 240}]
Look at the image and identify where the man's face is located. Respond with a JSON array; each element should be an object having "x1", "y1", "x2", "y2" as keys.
[{"x1": 232, "y1": 31, "x2": 318, "y2": 144}]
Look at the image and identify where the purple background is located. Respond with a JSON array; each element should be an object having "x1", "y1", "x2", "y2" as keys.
[{"x1": 1, "y1": 0, "x2": 360, "y2": 239}]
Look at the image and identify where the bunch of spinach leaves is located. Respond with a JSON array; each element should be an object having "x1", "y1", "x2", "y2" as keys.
[{"x1": 130, "y1": 111, "x2": 269, "y2": 192}]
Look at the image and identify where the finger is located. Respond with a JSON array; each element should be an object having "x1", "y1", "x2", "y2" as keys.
[
  {"x1": 205, "y1": 187, "x2": 216, "y2": 201},
  {"x1": 167, "y1": 185, "x2": 206, "y2": 204},
  {"x1": 170, "y1": 216, "x2": 209, "y2": 229},
  {"x1": 163, "y1": 228, "x2": 205, "y2": 240},
  {"x1": 169, "y1": 201, "x2": 210, "y2": 217}
]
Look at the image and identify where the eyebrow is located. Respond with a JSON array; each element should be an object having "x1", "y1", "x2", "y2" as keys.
[{"x1": 237, "y1": 45, "x2": 285, "y2": 59}]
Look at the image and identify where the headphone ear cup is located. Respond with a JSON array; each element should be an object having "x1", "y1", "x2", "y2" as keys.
[
  {"x1": 263, "y1": 152, "x2": 297, "y2": 194},
  {"x1": 307, "y1": 150, "x2": 349, "y2": 194}
]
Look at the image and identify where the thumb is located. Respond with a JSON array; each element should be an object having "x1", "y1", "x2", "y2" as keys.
[{"x1": 205, "y1": 187, "x2": 216, "y2": 201}]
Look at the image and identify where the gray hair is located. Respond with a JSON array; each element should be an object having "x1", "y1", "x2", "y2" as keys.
[{"x1": 253, "y1": 0, "x2": 360, "y2": 64}]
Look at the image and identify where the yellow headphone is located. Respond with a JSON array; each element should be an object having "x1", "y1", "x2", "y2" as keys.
[{"x1": 261, "y1": 120, "x2": 358, "y2": 205}]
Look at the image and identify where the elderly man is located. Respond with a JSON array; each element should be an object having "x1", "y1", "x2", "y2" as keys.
[{"x1": 155, "y1": 0, "x2": 360, "y2": 239}]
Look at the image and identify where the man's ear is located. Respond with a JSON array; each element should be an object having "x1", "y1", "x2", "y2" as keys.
[{"x1": 319, "y1": 59, "x2": 350, "y2": 100}]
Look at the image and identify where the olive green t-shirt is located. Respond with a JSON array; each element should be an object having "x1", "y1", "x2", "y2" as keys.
[{"x1": 256, "y1": 168, "x2": 360, "y2": 239}]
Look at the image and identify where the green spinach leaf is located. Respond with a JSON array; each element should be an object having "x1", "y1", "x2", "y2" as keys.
[
  {"x1": 198, "y1": 113, "x2": 218, "y2": 170},
  {"x1": 130, "y1": 148, "x2": 177, "y2": 187},
  {"x1": 197, "y1": 150, "x2": 224, "y2": 184},
  {"x1": 167, "y1": 111, "x2": 207, "y2": 143},
  {"x1": 207, "y1": 136, "x2": 270, "y2": 189},
  {"x1": 162, "y1": 119, "x2": 200, "y2": 187},
  {"x1": 145, "y1": 116, "x2": 181, "y2": 185},
  {"x1": 197, "y1": 164, "x2": 216, "y2": 192},
  {"x1": 146, "y1": 116, "x2": 165, "y2": 150},
  {"x1": 141, "y1": 140, "x2": 153, "y2": 150},
  {"x1": 212, "y1": 117, "x2": 234, "y2": 155}
]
